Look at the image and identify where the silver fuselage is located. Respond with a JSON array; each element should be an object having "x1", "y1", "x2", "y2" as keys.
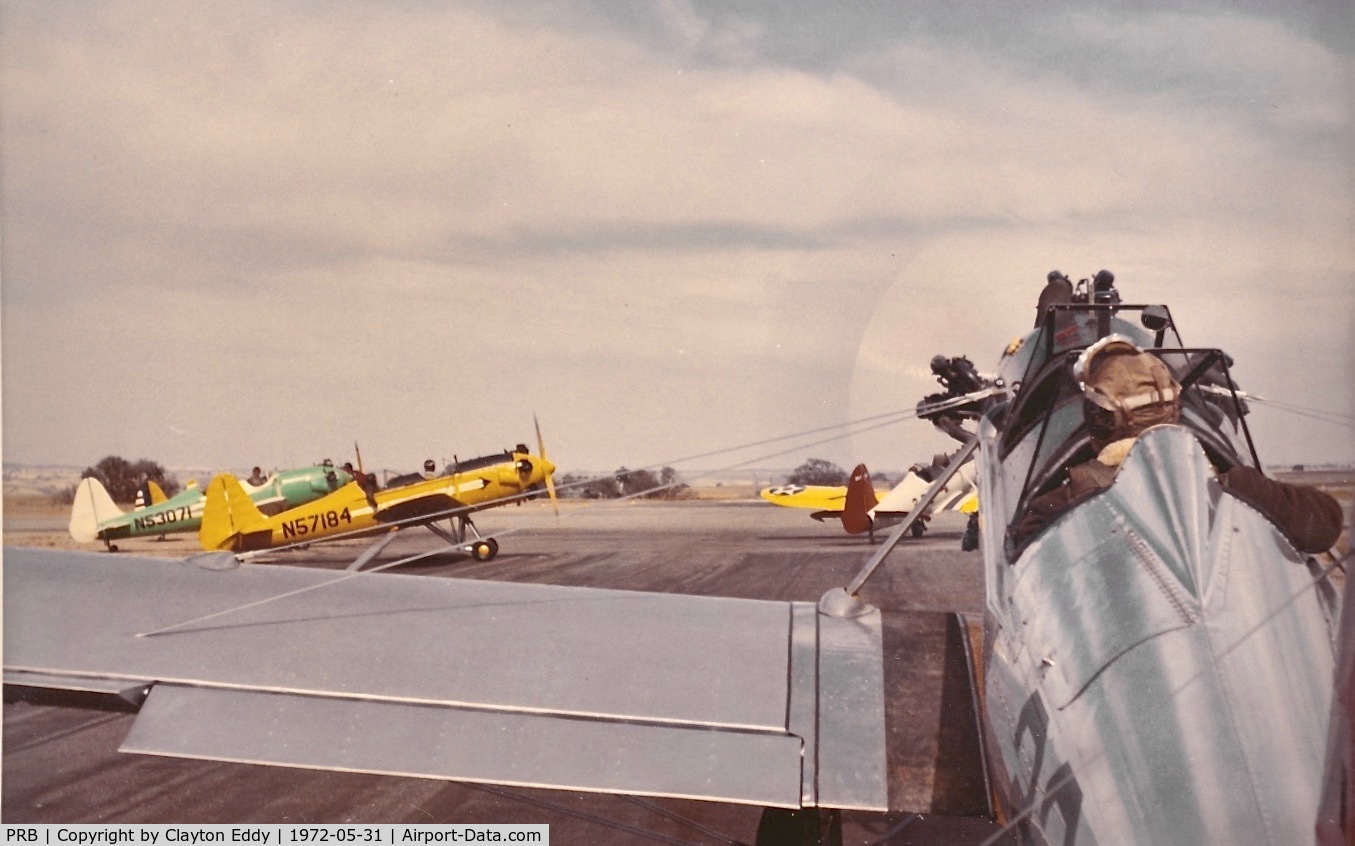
[{"x1": 976, "y1": 309, "x2": 1339, "y2": 845}]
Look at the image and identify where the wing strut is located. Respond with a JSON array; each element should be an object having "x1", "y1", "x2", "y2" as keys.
[
  {"x1": 819, "y1": 435, "x2": 979, "y2": 619},
  {"x1": 345, "y1": 528, "x2": 401, "y2": 571}
]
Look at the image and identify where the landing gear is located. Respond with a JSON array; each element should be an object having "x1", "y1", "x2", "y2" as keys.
[
  {"x1": 427, "y1": 514, "x2": 501, "y2": 562},
  {"x1": 470, "y1": 538, "x2": 499, "y2": 562},
  {"x1": 961, "y1": 512, "x2": 980, "y2": 551},
  {"x1": 756, "y1": 808, "x2": 841, "y2": 846},
  {"x1": 911, "y1": 521, "x2": 926, "y2": 538}
]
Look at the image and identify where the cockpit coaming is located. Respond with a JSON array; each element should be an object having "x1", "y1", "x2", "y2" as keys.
[{"x1": 989, "y1": 303, "x2": 1259, "y2": 561}]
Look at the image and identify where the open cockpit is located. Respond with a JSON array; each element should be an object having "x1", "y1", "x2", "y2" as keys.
[{"x1": 990, "y1": 303, "x2": 1260, "y2": 560}]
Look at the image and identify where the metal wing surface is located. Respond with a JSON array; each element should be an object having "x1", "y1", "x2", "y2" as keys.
[{"x1": 3, "y1": 548, "x2": 888, "y2": 812}]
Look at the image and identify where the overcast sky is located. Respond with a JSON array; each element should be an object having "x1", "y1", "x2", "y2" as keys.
[{"x1": 2, "y1": 0, "x2": 1351, "y2": 479}]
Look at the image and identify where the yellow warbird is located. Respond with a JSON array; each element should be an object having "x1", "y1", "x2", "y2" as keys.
[
  {"x1": 761, "y1": 462, "x2": 977, "y2": 541},
  {"x1": 200, "y1": 444, "x2": 555, "y2": 562}
]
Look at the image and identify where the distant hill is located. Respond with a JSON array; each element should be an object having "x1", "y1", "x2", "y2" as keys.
[{"x1": 3, "y1": 463, "x2": 218, "y2": 499}]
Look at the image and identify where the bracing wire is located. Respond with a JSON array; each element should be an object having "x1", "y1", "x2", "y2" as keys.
[
  {"x1": 160, "y1": 405, "x2": 931, "y2": 628},
  {"x1": 235, "y1": 404, "x2": 929, "y2": 560},
  {"x1": 1245, "y1": 395, "x2": 1355, "y2": 430},
  {"x1": 467, "y1": 783, "x2": 735, "y2": 846}
]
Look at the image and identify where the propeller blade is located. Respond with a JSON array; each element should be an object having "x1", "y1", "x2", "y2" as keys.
[
  {"x1": 533, "y1": 413, "x2": 547, "y2": 462},
  {"x1": 354, "y1": 441, "x2": 365, "y2": 475},
  {"x1": 544, "y1": 469, "x2": 559, "y2": 517},
  {"x1": 534, "y1": 413, "x2": 559, "y2": 517}
]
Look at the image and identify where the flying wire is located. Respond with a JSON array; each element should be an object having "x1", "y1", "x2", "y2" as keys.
[
  {"x1": 1245, "y1": 395, "x2": 1355, "y2": 430},
  {"x1": 234, "y1": 405, "x2": 928, "y2": 561},
  {"x1": 368, "y1": 405, "x2": 935, "y2": 554},
  {"x1": 466, "y1": 783, "x2": 729, "y2": 846},
  {"x1": 152, "y1": 406, "x2": 928, "y2": 631}
]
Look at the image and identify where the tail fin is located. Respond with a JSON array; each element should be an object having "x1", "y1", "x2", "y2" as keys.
[
  {"x1": 199, "y1": 473, "x2": 271, "y2": 551},
  {"x1": 134, "y1": 479, "x2": 169, "y2": 509},
  {"x1": 840, "y1": 464, "x2": 879, "y2": 535},
  {"x1": 68, "y1": 477, "x2": 125, "y2": 542}
]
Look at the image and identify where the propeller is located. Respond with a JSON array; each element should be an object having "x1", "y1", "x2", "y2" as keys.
[{"x1": 534, "y1": 413, "x2": 559, "y2": 517}]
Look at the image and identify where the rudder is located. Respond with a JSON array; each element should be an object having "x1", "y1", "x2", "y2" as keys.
[
  {"x1": 68, "y1": 477, "x2": 124, "y2": 543},
  {"x1": 840, "y1": 464, "x2": 879, "y2": 536}
]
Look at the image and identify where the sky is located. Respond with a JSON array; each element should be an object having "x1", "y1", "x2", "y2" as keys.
[{"x1": 2, "y1": 0, "x2": 1351, "y2": 480}]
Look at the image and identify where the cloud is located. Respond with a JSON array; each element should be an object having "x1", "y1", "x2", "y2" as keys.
[{"x1": 1, "y1": 1, "x2": 1349, "y2": 471}]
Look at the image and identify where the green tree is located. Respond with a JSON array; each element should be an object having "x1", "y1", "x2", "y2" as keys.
[
  {"x1": 81, "y1": 456, "x2": 180, "y2": 504},
  {"x1": 617, "y1": 467, "x2": 659, "y2": 497},
  {"x1": 788, "y1": 458, "x2": 847, "y2": 486}
]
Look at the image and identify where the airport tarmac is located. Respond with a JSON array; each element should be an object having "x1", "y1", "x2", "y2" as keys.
[{"x1": 3, "y1": 500, "x2": 1011, "y2": 844}]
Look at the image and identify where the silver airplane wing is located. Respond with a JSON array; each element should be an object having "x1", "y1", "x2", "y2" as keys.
[{"x1": 3, "y1": 548, "x2": 890, "y2": 812}]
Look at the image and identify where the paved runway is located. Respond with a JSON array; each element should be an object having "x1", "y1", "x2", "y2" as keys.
[{"x1": 4, "y1": 500, "x2": 1013, "y2": 845}]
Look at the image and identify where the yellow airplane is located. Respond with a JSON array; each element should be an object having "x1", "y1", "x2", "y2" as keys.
[
  {"x1": 200, "y1": 439, "x2": 556, "y2": 563},
  {"x1": 759, "y1": 476, "x2": 887, "y2": 515},
  {"x1": 761, "y1": 461, "x2": 977, "y2": 540}
]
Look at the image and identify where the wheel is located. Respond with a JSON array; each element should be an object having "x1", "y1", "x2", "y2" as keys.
[
  {"x1": 910, "y1": 521, "x2": 926, "y2": 538},
  {"x1": 470, "y1": 538, "x2": 499, "y2": 562}
]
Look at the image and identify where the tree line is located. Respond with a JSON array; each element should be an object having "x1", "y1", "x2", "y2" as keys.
[
  {"x1": 57, "y1": 456, "x2": 180, "y2": 504},
  {"x1": 555, "y1": 466, "x2": 689, "y2": 500}
]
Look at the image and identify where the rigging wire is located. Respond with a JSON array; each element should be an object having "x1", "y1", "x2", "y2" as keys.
[
  {"x1": 154, "y1": 406, "x2": 926, "y2": 630},
  {"x1": 620, "y1": 796, "x2": 752, "y2": 846},
  {"x1": 1246, "y1": 395, "x2": 1355, "y2": 430},
  {"x1": 466, "y1": 783, "x2": 727, "y2": 846},
  {"x1": 235, "y1": 404, "x2": 927, "y2": 561}
]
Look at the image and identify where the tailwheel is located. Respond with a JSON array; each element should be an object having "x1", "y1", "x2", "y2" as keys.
[
  {"x1": 911, "y1": 521, "x2": 926, "y2": 538},
  {"x1": 469, "y1": 538, "x2": 499, "y2": 562}
]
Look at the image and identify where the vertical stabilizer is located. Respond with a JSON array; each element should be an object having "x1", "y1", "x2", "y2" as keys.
[
  {"x1": 199, "y1": 474, "x2": 271, "y2": 552},
  {"x1": 68, "y1": 478, "x2": 124, "y2": 543},
  {"x1": 840, "y1": 464, "x2": 879, "y2": 536}
]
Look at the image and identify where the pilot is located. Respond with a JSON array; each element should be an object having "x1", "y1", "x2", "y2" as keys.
[
  {"x1": 1015, "y1": 336, "x2": 1342, "y2": 553},
  {"x1": 920, "y1": 356, "x2": 989, "y2": 443},
  {"x1": 246, "y1": 466, "x2": 267, "y2": 486},
  {"x1": 421, "y1": 459, "x2": 438, "y2": 480},
  {"x1": 342, "y1": 462, "x2": 380, "y2": 510},
  {"x1": 912, "y1": 452, "x2": 952, "y2": 483},
  {"x1": 1034, "y1": 269, "x2": 1073, "y2": 328},
  {"x1": 1091, "y1": 268, "x2": 1120, "y2": 304}
]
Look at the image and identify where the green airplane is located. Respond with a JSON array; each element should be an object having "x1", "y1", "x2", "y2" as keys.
[{"x1": 68, "y1": 462, "x2": 351, "y2": 551}]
